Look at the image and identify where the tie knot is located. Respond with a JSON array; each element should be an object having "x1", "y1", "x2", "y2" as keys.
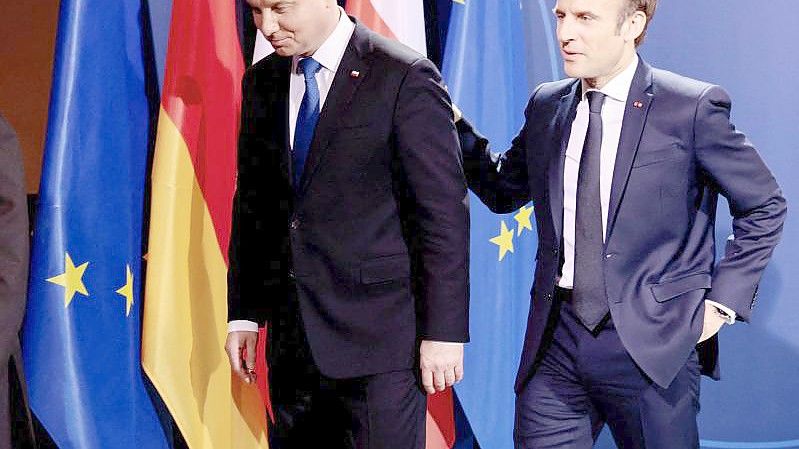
[
  {"x1": 298, "y1": 57, "x2": 322, "y2": 79},
  {"x1": 586, "y1": 91, "x2": 605, "y2": 114}
]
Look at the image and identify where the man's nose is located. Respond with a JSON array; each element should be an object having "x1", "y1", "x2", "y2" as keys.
[
  {"x1": 557, "y1": 18, "x2": 576, "y2": 45},
  {"x1": 259, "y1": 10, "x2": 280, "y2": 36}
]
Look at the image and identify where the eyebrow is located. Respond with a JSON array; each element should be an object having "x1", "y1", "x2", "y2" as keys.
[{"x1": 552, "y1": 8, "x2": 599, "y2": 18}]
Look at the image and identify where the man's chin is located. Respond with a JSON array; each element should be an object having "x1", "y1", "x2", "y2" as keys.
[
  {"x1": 562, "y1": 63, "x2": 588, "y2": 80},
  {"x1": 273, "y1": 47, "x2": 295, "y2": 57}
]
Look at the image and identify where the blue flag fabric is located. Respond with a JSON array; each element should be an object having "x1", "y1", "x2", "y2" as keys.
[
  {"x1": 442, "y1": 1, "x2": 534, "y2": 448},
  {"x1": 21, "y1": 1, "x2": 169, "y2": 448}
]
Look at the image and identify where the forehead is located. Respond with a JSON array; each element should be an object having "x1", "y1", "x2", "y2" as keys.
[
  {"x1": 555, "y1": 0, "x2": 625, "y2": 15},
  {"x1": 246, "y1": 0, "x2": 297, "y2": 8}
]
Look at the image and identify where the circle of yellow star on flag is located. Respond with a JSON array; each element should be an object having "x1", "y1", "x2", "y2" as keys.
[
  {"x1": 490, "y1": 220, "x2": 515, "y2": 261},
  {"x1": 46, "y1": 252, "x2": 90, "y2": 308},
  {"x1": 115, "y1": 264, "x2": 135, "y2": 317},
  {"x1": 514, "y1": 205, "x2": 534, "y2": 236}
]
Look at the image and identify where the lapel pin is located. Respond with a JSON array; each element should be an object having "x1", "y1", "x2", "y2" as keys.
[
  {"x1": 633, "y1": 100, "x2": 644, "y2": 108},
  {"x1": 350, "y1": 70, "x2": 360, "y2": 78}
]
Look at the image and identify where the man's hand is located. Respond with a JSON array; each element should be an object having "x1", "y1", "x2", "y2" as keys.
[
  {"x1": 419, "y1": 340, "x2": 464, "y2": 394},
  {"x1": 225, "y1": 331, "x2": 259, "y2": 384},
  {"x1": 698, "y1": 305, "x2": 726, "y2": 343}
]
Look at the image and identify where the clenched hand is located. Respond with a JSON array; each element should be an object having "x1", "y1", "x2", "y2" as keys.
[
  {"x1": 419, "y1": 340, "x2": 464, "y2": 394},
  {"x1": 225, "y1": 331, "x2": 259, "y2": 384}
]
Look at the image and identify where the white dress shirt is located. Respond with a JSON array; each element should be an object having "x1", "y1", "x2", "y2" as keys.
[
  {"x1": 228, "y1": 9, "x2": 355, "y2": 334},
  {"x1": 556, "y1": 55, "x2": 735, "y2": 323}
]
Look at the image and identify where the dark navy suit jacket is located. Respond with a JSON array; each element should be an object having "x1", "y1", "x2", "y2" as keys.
[
  {"x1": 459, "y1": 59, "x2": 786, "y2": 390},
  {"x1": 228, "y1": 20, "x2": 470, "y2": 379}
]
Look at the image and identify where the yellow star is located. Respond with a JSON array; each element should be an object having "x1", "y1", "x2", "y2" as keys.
[
  {"x1": 46, "y1": 252, "x2": 89, "y2": 308},
  {"x1": 490, "y1": 220, "x2": 515, "y2": 261},
  {"x1": 115, "y1": 264, "x2": 134, "y2": 317},
  {"x1": 514, "y1": 205, "x2": 534, "y2": 236}
]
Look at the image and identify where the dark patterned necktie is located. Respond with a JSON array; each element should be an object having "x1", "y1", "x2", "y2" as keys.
[{"x1": 573, "y1": 91, "x2": 609, "y2": 331}]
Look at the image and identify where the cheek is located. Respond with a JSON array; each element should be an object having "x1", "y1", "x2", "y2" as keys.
[{"x1": 280, "y1": 18, "x2": 301, "y2": 38}]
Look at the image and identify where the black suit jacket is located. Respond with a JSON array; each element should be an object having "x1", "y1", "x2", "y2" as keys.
[
  {"x1": 0, "y1": 114, "x2": 33, "y2": 448},
  {"x1": 459, "y1": 59, "x2": 786, "y2": 390},
  {"x1": 228, "y1": 20, "x2": 470, "y2": 379}
]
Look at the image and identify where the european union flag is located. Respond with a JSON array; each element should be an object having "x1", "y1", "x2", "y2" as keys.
[
  {"x1": 21, "y1": 1, "x2": 169, "y2": 447},
  {"x1": 442, "y1": 1, "x2": 536, "y2": 448}
]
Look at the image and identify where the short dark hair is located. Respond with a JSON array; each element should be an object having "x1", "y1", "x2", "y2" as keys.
[{"x1": 619, "y1": 0, "x2": 658, "y2": 47}]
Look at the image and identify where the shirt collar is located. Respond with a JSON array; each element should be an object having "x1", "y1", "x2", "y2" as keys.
[
  {"x1": 292, "y1": 7, "x2": 355, "y2": 74},
  {"x1": 581, "y1": 54, "x2": 639, "y2": 103}
]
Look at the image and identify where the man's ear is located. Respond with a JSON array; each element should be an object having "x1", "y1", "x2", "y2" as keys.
[{"x1": 622, "y1": 10, "x2": 647, "y2": 44}]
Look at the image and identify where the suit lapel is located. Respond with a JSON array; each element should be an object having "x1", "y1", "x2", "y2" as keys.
[
  {"x1": 270, "y1": 57, "x2": 292, "y2": 186},
  {"x1": 605, "y1": 60, "x2": 654, "y2": 239},
  {"x1": 298, "y1": 20, "x2": 372, "y2": 196},
  {"x1": 251, "y1": 55, "x2": 292, "y2": 187},
  {"x1": 549, "y1": 81, "x2": 581, "y2": 245}
]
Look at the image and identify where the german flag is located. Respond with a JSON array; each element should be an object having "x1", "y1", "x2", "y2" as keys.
[{"x1": 142, "y1": 0, "x2": 268, "y2": 447}]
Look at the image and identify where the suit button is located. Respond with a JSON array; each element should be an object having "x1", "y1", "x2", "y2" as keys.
[
  {"x1": 288, "y1": 269, "x2": 295, "y2": 280},
  {"x1": 545, "y1": 292, "x2": 552, "y2": 301},
  {"x1": 552, "y1": 248, "x2": 558, "y2": 254},
  {"x1": 605, "y1": 253, "x2": 613, "y2": 259},
  {"x1": 290, "y1": 218, "x2": 300, "y2": 230}
]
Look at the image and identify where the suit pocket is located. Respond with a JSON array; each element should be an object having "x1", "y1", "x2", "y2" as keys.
[
  {"x1": 333, "y1": 123, "x2": 375, "y2": 140},
  {"x1": 650, "y1": 272, "x2": 712, "y2": 303},
  {"x1": 360, "y1": 254, "x2": 411, "y2": 284},
  {"x1": 632, "y1": 142, "x2": 684, "y2": 168}
]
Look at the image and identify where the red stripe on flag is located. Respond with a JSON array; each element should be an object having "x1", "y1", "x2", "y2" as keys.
[
  {"x1": 345, "y1": 0, "x2": 398, "y2": 40},
  {"x1": 160, "y1": 0, "x2": 244, "y2": 261},
  {"x1": 429, "y1": 389, "x2": 456, "y2": 447},
  {"x1": 255, "y1": 327, "x2": 274, "y2": 422}
]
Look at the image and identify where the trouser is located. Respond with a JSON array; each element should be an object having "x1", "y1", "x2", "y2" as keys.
[
  {"x1": 514, "y1": 287, "x2": 701, "y2": 449},
  {"x1": 267, "y1": 297, "x2": 426, "y2": 449}
]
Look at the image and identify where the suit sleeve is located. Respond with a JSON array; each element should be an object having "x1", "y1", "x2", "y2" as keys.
[
  {"x1": 227, "y1": 68, "x2": 266, "y2": 325},
  {"x1": 694, "y1": 85, "x2": 787, "y2": 322},
  {"x1": 456, "y1": 85, "x2": 541, "y2": 214},
  {"x1": 393, "y1": 58, "x2": 469, "y2": 343},
  {"x1": 0, "y1": 115, "x2": 29, "y2": 346}
]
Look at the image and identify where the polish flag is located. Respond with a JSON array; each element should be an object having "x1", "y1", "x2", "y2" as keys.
[
  {"x1": 253, "y1": 1, "x2": 428, "y2": 63},
  {"x1": 345, "y1": 0, "x2": 427, "y2": 56}
]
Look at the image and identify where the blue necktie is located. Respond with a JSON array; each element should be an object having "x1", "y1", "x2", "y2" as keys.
[
  {"x1": 573, "y1": 91, "x2": 609, "y2": 331},
  {"x1": 293, "y1": 57, "x2": 323, "y2": 188}
]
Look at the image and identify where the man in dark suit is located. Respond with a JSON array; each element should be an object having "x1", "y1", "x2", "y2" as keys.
[
  {"x1": 224, "y1": 1, "x2": 470, "y2": 448},
  {"x1": 457, "y1": 0, "x2": 786, "y2": 447},
  {"x1": 0, "y1": 113, "x2": 34, "y2": 449}
]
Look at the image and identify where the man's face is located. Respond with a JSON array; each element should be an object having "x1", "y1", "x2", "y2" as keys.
[
  {"x1": 247, "y1": 0, "x2": 337, "y2": 57},
  {"x1": 554, "y1": 0, "x2": 632, "y2": 83}
]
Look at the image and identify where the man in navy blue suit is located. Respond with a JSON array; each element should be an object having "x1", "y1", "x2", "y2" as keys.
[
  {"x1": 457, "y1": 0, "x2": 786, "y2": 447},
  {"x1": 225, "y1": 1, "x2": 470, "y2": 448}
]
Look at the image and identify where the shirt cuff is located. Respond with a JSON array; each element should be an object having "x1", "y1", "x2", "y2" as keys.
[
  {"x1": 705, "y1": 300, "x2": 737, "y2": 325},
  {"x1": 227, "y1": 320, "x2": 260, "y2": 333}
]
